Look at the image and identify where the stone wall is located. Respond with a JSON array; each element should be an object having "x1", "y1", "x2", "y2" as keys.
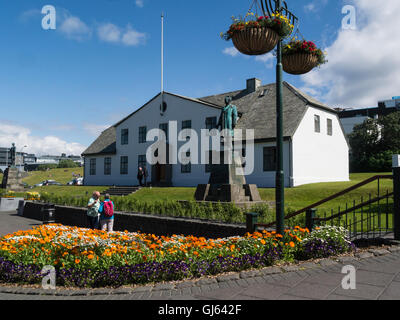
[{"x1": 23, "y1": 202, "x2": 246, "y2": 238}]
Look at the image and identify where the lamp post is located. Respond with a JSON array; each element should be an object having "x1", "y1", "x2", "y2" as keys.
[
  {"x1": 258, "y1": 0, "x2": 298, "y2": 235},
  {"x1": 19, "y1": 145, "x2": 27, "y2": 170}
]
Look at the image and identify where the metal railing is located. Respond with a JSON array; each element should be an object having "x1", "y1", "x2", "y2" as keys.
[{"x1": 245, "y1": 174, "x2": 398, "y2": 240}]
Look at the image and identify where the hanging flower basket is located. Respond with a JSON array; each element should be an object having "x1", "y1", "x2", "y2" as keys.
[
  {"x1": 232, "y1": 27, "x2": 279, "y2": 56},
  {"x1": 221, "y1": 13, "x2": 294, "y2": 56},
  {"x1": 282, "y1": 53, "x2": 319, "y2": 75},
  {"x1": 282, "y1": 40, "x2": 327, "y2": 75}
]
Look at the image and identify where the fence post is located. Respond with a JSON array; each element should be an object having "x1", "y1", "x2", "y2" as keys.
[
  {"x1": 306, "y1": 208, "x2": 316, "y2": 231},
  {"x1": 245, "y1": 212, "x2": 259, "y2": 234},
  {"x1": 393, "y1": 155, "x2": 400, "y2": 240}
]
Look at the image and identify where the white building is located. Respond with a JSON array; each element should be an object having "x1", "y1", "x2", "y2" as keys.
[
  {"x1": 339, "y1": 96, "x2": 400, "y2": 136},
  {"x1": 82, "y1": 79, "x2": 349, "y2": 188}
]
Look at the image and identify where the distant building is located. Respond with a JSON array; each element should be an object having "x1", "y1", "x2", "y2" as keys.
[
  {"x1": 0, "y1": 147, "x2": 25, "y2": 170},
  {"x1": 338, "y1": 97, "x2": 400, "y2": 135},
  {"x1": 0, "y1": 148, "x2": 83, "y2": 171}
]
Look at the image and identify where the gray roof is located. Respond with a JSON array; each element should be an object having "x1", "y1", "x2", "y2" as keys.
[
  {"x1": 82, "y1": 81, "x2": 337, "y2": 156},
  {"x1": 198, "y1": 81, "x2": 337, "y2": 141},
  {"x1": 81, "y1": 126, "x2": 116, "y2": 156}
]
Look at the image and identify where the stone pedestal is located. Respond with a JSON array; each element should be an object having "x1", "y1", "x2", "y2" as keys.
[
  {"x1": 195, "y1": 151, "x2": 262, "y2": 203},
  {"x1": 2, "y1": 167, "x2": 25, "y2": 192}
]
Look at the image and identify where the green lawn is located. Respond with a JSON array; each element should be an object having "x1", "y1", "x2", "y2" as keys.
[
  {"x1": 24, "y1": 171, "x2": 394, "y2": 213},
  {"x1": 2, "y1": 169, "x2": 394, "y2": 224},
  {"x1": 125, "y1": 173, "x2": 393, "y2": 214},
  {"x1": 23, "y1": 167, "x2": 83, "y2": 185}
]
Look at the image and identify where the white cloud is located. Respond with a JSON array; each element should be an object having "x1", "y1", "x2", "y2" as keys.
[
  {"x1": 304, "y1": 0, "x2": 328, "y2": 13},
  {"x1": 255, "y1": 52, "x2": 274, "y2": 68},
  {"x1": 300, "y1": 0, "x2": 400, "y2": 108},
  {"x1": 97, "y1": 23, "x2": 121, "y2": 43},
  {"x1": 222, "y1": 47, "x2": 240, "y2": 57},
  {"x1": 83, "y1": 124, "x2": 111, "y2": 137},
  {"x1": 97, "y1": 23, "x2": 146, "y2": 46},
  {"x1": 122, "y1": 25, "x2": 146, "y2": 46},
  {"x1": 0, "y1": 122, "x2": 86, "y2": 156},
  {"x1": 58, "y1": 15, "x2": 92, "y2": 41},
  {"x1": 135, "y1": 0, "x2": 144, "y2": 8},
  {"x1": 19, "y1": 9, "x2": 41, "y2": 23}
]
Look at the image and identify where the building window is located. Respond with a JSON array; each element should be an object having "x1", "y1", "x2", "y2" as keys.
[
  {"x1": 139, "y1": 126, "x2": 147, "y2": 144},
  {"x1": 121, "y1": 129, "x2": 129, "y2": 145},
  {"x1": 182, "y1": 120, "x2": 192, "y2": 130},
  {"x1": 327, "y1": 119, "x2": 333, "y2": 136},
  {"x1": 263, "y1": 147, "x2": 276, "y2": 172},
  {"x1": 138, "y1": 155, "x2": 146, "y2": 169},
  {"x1": 120, "y1": 156, "x2": 128, "y2": 175},
  {"x1": 104, "y1": 157, "x2": 111, "y2": 175},
  {"x1": 205, "y1": 117, "x2": 217, "y2": 131},
  {"x1": 181, "y1": 151, "x2": 191, "y2": 173},
  {"x1": 181, "y1": 120, "x2": 192, "y2": 140},
  {"x1": 205, "y1": 150, "x2": 212, "y2": 173},
  {"x1": 89, "y1": 159, "x2": 96, "y2": 175},
  {"x1": 314, "y1": 115, "x2": 321, "y2": 133},
  {"x1": 159, "y1": 123, "x2": 168, "y2": 141}
]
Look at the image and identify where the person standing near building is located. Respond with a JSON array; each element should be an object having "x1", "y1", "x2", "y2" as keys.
[
  {"x1": 137, "y1": 167, "x2": 144, "y2": 186},
  {"x1": 143, "y1": 166, "x2": 148, "y2": 187},
  {"x1": 99, "y1": 194, "x2": 114, "y2": 232},
  {"x1": 87, "y1": 191, "x2": 100, "y2": 229}
]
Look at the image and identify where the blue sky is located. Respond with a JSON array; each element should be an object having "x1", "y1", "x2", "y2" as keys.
[{"x1": 0, "y1": 0, "x2": 398, "y2": 155}]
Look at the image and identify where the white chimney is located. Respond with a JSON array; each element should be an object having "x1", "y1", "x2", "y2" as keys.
[{"x1": 246, "y1": 78, "x2": 261, "y2": 93}]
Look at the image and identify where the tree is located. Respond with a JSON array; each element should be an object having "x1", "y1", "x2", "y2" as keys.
[
  {"x1": 57, "y1": 160, "x2": 80, "y2": 168},
  {"x1": 348, "y1": 112, "x2": 400, "y2": 172}
]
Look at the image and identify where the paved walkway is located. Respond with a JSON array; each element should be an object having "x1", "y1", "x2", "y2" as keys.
[{"x1": 1, "y1": 211, "x2": 400, "y2": 300}]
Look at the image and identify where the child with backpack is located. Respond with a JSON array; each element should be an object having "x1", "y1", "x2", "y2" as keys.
[{"x1": 99, "y1": 193, "x2": 115, "y2": 232}]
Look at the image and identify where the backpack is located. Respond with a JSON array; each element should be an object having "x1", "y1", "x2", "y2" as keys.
[{"x1": 103, "y1": 201, "x2": 114, "y2": 218}]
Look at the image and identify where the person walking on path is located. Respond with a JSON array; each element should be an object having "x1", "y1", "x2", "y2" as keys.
[
  {"x1": 99, "y1": 194, "x2": 115, "y2": 232},
  {"x1": 87, "y1": 191, "x2": 101, "y2": 229},
  {"x1": 137, "y1": 167, "x2": 144, "y2": 186},
  {"x1": 143, "y1": 166, "x2": 148, "y2": 187}
]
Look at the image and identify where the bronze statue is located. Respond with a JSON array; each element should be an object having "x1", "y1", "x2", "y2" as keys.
[
  {"x1": 10, "y1": 143, "x2": 16, "y2": 167},
  {"x1": 218, "y1": 96, "x2": 238, "y2": 137}
]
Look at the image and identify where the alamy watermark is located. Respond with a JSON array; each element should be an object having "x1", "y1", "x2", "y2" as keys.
[
  {"x1": 342, "y1": 5, "x2": 356, "y2": 30},
  {"x1": 41, "y1": 265, "x2": 56, "y2": 290},
  {"x1": 41, "y1": 5, "x2": 56, "y2": 30},
  {"x1": 145, "y1": 122, "x2": 255, "y2": 175},
  {"x1": 341, "y1": 265, "x2": 356, "y2": 290}
]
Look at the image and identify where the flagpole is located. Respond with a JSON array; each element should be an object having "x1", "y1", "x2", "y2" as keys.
[{"x1": 161, "y1": 12, "x2": 164, "y2": 94}]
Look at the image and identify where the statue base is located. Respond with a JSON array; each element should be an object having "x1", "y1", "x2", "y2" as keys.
[
  {"x1": 194, "y1": 151, "x2": 261, "y2": 203},
  {"x1": 2, "y1": 167, "x2": 25, "y2": 192}
]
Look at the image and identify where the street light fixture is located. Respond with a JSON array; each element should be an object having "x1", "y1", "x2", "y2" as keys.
[
  {"x1": 19, "y1": 145, "x2": 28, "y2": 169},
  {"x1": 258, "y1": 0, "x2": 298, "y2": 235}
]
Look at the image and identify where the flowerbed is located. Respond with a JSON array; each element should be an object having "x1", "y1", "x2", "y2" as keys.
[{"x1": 0, "y1": 225, "x2": 354, "y2": 288}]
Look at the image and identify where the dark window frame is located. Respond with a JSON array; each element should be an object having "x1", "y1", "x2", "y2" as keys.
[
  {"x1": 120, "y1": 156, "x2": 128, "y2": 175},
  {"x1": 104, "y1": 157, "x2": 111, "y2": 175},
  {"x1": 314, "y1": 115, "x2": 321, "y2": 133},
  {"x1": 263, "y1": 147, "x2": 276, "y2": 172},
  {"x1": 327, "y1": 118, "x2": 333, "y2": 136},
  {"x1": 89, "y1": 158, "x2": 96, "y2": 176},
  {"x1": 121, "y1": 128, "x2": 129, "y2": 145},
  {"x1": 139, "y1": 126, "x2": 147, "y2": 144},
  {"x1": 138, "y1": 154, "x2": 147, "y2": 170},
  {"x1": 159, "y1": 123, "x2": 169, "y2": 141}
]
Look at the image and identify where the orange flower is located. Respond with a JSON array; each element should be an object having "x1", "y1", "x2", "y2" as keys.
[
  {"x1": 75, "y1": 259, "x2": 80, "y2": 264},
  {"x1": 289, "y1": 241, "x2": 295, "y2": 248}
]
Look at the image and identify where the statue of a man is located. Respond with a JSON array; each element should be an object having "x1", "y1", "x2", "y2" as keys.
[
  {"x1": 10, "y1": 143, "x2": 16, "y2": 167},
  {"x1": 217, "y1": 96, "x2": 238, "y2": 137}
]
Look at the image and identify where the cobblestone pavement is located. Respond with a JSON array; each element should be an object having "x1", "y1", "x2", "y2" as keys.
[{"x1": 1, "y1": 211, "x2": 400, "y2": 300}]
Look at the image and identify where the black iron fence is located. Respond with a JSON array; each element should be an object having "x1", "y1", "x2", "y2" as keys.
[{"x1": 246, "y1": 171, "x2": 400, "y2": 241}]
